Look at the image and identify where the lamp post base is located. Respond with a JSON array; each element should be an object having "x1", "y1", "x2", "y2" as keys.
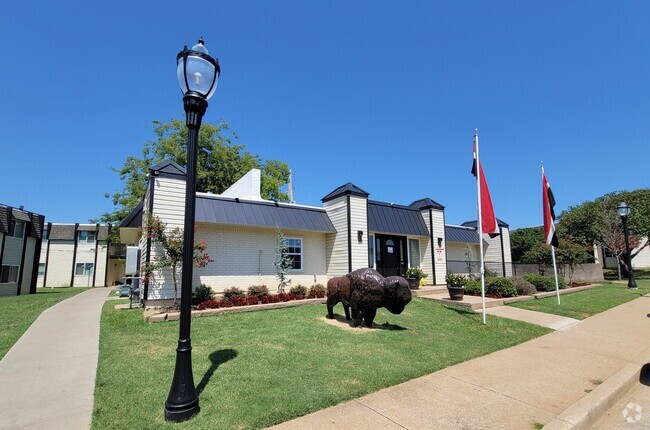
[{"x1": 164, "y1": 339, "x2": 199, "y2": 422}]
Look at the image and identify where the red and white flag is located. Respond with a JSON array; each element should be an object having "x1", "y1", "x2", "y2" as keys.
[
  {"x1": 471, "y1": 137, "x2": 499, "y2": 238},
  {"x1": 542, "y1": 169, "x2": 559, "y2": 247}
]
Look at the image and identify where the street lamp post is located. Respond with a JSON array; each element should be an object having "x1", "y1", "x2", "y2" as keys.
[
  {"x1": 164, "y1": 38, "x2": 220, "y2": 422},
  {"x1": 617, "y1": 202, "x2": 637, "y2": 290}
]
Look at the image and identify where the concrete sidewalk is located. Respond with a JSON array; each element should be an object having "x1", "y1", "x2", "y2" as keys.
[
  {"x1": 0, "y1": 287, "x2": 110, "y2": 430},
  {"x1": 269, "y1": 296, "x2": 650, "y2": 430}
]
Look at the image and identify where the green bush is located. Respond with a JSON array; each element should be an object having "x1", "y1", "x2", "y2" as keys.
[
  {"x1": 463, "y1": 278, "x2": 481, "y2": 296},
  {"x1": 223, "y1": 287, "x2": 245, "y2": 300},
  {"x1": 247, "y1": 285, "x2": 269, "y2": 298},
  {"x1": 289, "y1": 284, "x2": 307, "y2": 295},
  {"x1": 522, "y1": 274, "x2": 567, "y2": 292},
  {"x1": 486, "y1": 277, "x2": 517, "y2": 298},
  {"x1": 192, "y1": 284, "x2": 214, "y2": 304},
  {"x1": 512, "y1": 277, "x2": 536, "y2": 296}
]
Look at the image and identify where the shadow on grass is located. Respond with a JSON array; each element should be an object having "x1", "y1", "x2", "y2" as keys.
[
  {"x1": 442, "y1": 304, "x2": 478, "y2": 318},
  {"x1": 196, "y1": 349, "x2": 238, "y2": 395},
  {"x1": 326, "y1": 314, "x2": 407, "y2": 331}
]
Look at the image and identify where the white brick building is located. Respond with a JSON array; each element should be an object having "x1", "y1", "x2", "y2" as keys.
[{"x1": 121, "y1": 161, "x2": 512, "y2": 307}]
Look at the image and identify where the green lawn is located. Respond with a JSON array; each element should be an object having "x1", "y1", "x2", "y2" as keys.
[
  {"x1": 0, "y1": 287, "x2": 88, "y2": 360},
  {"x1": 509, "y1": 279, "x2": 650, "y2": 320},
  {"x1": 93, "y1": 298, "x2": 550, "y2": 430}
]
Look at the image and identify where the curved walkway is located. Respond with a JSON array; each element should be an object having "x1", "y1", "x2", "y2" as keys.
[{"x1": 0, "y1": 288, "x2": 110, "y2": 430}]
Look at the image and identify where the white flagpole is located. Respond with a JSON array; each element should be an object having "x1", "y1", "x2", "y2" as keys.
[
  {"x1": 542, "y1": 162, "x2": 561, "y2": 305},
  {"x1": 476, "y1": 129, "x2": 486, "y2": 324}
]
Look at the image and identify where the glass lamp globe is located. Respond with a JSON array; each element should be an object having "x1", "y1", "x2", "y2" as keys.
[{"x1": 177, "y1": 38, "x2": 220, "y2": 100}]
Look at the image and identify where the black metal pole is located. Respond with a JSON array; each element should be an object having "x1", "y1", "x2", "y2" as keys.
[
  {"x1": 164, "y1": 93, "x2": 207, "y2": 421},
  {"x1": 621, "y1": 216, "x2": 637, "y2": 289}
]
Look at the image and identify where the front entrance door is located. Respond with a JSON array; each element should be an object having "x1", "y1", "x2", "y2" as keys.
[{"x1": 375, "y1": 234, "x2": 407, "y2": 277}]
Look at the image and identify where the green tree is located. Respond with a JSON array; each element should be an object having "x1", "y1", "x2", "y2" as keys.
[
  {"x1": 510, "y1": 227, "x2": 545, "y2": 263},
  {"x1": 97, "y1": 119, "x2": 290, "y2": 224},
  {"x1": 558, "y1": 189, "x2": 650, "y2": 268},
  {"x1": 142, "y1": 214, "x2": 213, "y2": 305},
  {"x1": 273, "y1": 228, "x2": 293, "y2": 292},
  {"x1": 521, "y1": 242, "x2": 552, "y2": 275}
]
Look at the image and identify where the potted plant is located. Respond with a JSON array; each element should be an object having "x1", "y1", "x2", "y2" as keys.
[
  {"x1": 445, "y1": 273, "x2": 465, "y2": 301},
  {"x1": 404, "y1": 267, "x2": 428, "y2": 290}
]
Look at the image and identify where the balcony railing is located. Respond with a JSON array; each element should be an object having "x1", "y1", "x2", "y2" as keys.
[{"x1": 109, "y1": 243, "x2": 127, "y2": 259}]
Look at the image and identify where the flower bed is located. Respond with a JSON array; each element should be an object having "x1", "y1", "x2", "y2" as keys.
[{"x1": 197, "y1": 291, "x2": 325, "y2": 310}]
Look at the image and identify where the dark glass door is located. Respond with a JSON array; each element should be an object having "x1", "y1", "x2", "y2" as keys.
[{"x1": 376, "y1": 235, "x2": 406, "y2": 277}]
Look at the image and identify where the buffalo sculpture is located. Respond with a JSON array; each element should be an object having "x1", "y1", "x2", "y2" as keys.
[{"x1": 326, "y1": 268, "x2": 412, "y2": 328}]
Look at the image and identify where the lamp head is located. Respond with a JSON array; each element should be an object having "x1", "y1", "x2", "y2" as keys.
[
  {"x1": 177, "y1": 38, "x2": 220, "y2": 100},
  {"x1": 617, "y1": 201, "x2": 630, "y2": 218}
]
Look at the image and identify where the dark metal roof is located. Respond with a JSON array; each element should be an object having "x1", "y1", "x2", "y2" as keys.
[
  {"x1": 321, "y1": 183, "x2": 370, "y2": 203},
  {"x1": 368, "y1": 201, "x2": 430, "y2": 236},
  {"x1": 445, "y1": 225, "x2": 481, "y2": 244},
  {"x1": 196, "y1": 195, "x2": 336, "y2": 233},
  {"x1": 409, "y1": 198, "x2": 445, "y2": 211},
  {"x1": 150, "y1": 160, "x2": 186, "y2": 177},
  {"x1": 49, "y1": 224, "x2": 76, "y2": 240},
  {"x1": 119, "y1": 201, "x2": 144, "y2": 228},
  {"x1": 461, "y1": 218, "x2": 510, "y2": 229}
]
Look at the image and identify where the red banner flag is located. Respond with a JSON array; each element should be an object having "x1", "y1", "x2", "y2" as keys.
[
  {"x1": 472, "y1": 140, "x2": 499, "y2": 238},
  {"x1": 542, "y1": 170, "x2": 559, "y2": 247}
]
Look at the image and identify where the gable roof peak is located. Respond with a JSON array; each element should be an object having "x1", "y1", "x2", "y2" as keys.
[{"x1": 321, "y1": 182, "x2": 370, "y2": 203}]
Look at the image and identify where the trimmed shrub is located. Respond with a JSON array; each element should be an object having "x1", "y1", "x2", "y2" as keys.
[
  {"x1": 308, "y1": 284, "x2": 326, "y2": 298},
  {"x1": 513, "y1": 277, "x2": 536, "y2": 296},
  {"x1": 522, "y1": 274, "x2": 567, "y2": 292},
  {"x1": 289, "y1": 284, "x2": 307, "y2": 295},
  {"x1": 463, "y1": 278, "x2": 481, "y2": 296},
  {"x1": 486, "y1": 277, "x2": 517, "y2": 298},
  {"x1": 192, "y1": 284, "x2": 214, "y2": 304},
  {"x1": 247, "y1": 285, "x2": 269, "y2": 298},
  {"x1": 223, "y1": 287, "x2": 245, "y2": 300}
]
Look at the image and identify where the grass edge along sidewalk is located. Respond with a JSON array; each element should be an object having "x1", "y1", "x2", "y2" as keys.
[
  {"x1": 509, "y1": 280, "x2": 650, "y2": 320},
  {"x1": 92, "y1": 297, "x2": 550, "y2": 430},
  {"x1": 0, "y1": 287, "x2": 88, "y2": 360}
]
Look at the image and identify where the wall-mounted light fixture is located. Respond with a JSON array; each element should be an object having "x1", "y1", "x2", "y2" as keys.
[
  {"x1": 437, "y1": 237, "x2": 443, "y2": 248},
  {"x1": 358, "y1": 230, "x2": 363, "y2": 243}
]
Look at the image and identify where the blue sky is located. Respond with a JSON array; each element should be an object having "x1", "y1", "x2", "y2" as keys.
[{"x1": 0, "y1": 1, "x2": 648, "y2": 229}]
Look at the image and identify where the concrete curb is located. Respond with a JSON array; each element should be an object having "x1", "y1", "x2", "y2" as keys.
[{"x1": 543, "y1": 347, "x2": 650, "y2": 429}]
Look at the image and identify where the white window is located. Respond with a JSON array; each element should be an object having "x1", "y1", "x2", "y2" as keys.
[
  {"x1": 75, "y1": 263, "x2": 94, "y2": 276},
  {"x1": 368, "y1": 235, "x2": 375, "y2": 268},
  {"x1": 0, "y1": 265, "x2": 19, "y2": 283},
  {"x1": 9, "y1": 221, "x2": 25, "y2": 239},
  {"x1": 78, "y1": 231, "x2": 97, "y2": 243},
  {"x1": 408, "y1": 238, "x2": 421, "y2": 268},
  {"x1": 38, "y1": 263, "x2": 46, "y2": 276},
  {"x1": 286, "y1": 237, "x2": 303, "y2": 270}
]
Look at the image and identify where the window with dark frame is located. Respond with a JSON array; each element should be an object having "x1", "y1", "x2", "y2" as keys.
[{"x1": 0, "y1": 265, "x2": 19, "y2": 283}]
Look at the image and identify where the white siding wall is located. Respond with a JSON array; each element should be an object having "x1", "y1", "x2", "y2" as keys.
[
  {"x1": 324, "y1": 197, "x2": 348, "y2": 276},
  {"x1": 418, "y1": 211, "x2": 435, "y2": 284},
  {"x1": 73, "y1": 242, "x2": 97, "y2": 287},
  {"x1": 349, "y1": 196, "x2": 368, "y2": 271},
  {"x1": 431, "y1": 209, "x2": 447, "y2": 282},
  {"x1": 632, "y1": 238, "x2": 650, "y2": 268},
  {"x1": 42, "y1": 240, "x2": 74, "y2": 287},
  {"x1": 501, "y1": 228, "x2": 513, "y2": 276},
  {"x1": 94, "y1": 244, "x2": 108, "y2": 286},
  {"x1": 144, "y1": 175, "x2": 188, "y2": 299}
]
